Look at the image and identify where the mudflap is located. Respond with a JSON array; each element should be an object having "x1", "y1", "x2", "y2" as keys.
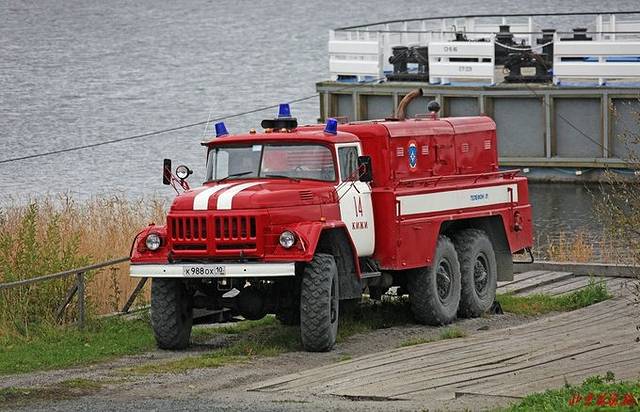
[
  {"x1": 338, "y1": 264, "x2": 363, "y2": 300},
  {"x1": 496, "y1": 249, "x2": 514, "y2": 281}
]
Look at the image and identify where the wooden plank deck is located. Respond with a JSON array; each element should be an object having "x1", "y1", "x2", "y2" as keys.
[
  {"x1": 250, "y1": 271, "x2": 639, "y2": 402},
  {"x1": 497, "y1": 270, "x2": 631, "y2": 297}
]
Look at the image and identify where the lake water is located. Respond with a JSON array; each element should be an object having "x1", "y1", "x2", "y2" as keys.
[{"x1": 1, "y1": 0, "x2": 634, "y2": 259}]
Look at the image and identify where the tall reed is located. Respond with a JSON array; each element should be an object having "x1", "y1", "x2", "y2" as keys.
[{"x1": 0, "y1": 196, "x2": 166, "y2": 338}]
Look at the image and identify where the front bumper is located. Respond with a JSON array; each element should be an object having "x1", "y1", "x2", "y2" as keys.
[{"x1": 130, "y1": 262, "x2": 295, "y2": 278}]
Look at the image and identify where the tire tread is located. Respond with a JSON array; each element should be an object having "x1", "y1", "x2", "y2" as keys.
[
  {"x1": 453, "y1": 228, "x2": 497, "y2": 318},
  {"x1": 408, "y1": 235, "x2": 461, "y2": 325},
  {"x1": 300, "y1": 253, "x2": 338, "y2": 352},
  {"x1": 151, "y1": 278, "x2": 193, "y2": 350}
]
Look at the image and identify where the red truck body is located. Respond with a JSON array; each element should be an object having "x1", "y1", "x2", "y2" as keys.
[{"x1": 130, "y1": 103, "x2": 533, "y2": 352}]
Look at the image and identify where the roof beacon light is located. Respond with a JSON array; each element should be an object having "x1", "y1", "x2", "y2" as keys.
[
  {"x1": 261, "y1": 104, "x2": 298, "y2": 130},
  {"x1": 215, "y1": 122, "x2": 229, "y2": 137},
  {"x1": 278, "y1": 103, "x2": 292, "y2": 118},
  {"x1": 324, "y1": 118, "x2": 338, "y2": 135}
]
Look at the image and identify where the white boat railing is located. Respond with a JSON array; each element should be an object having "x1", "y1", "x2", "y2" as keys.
[
  {"x1": 328, "y1": 36, "x2": 383, "y2": 81},
  {"x1": 328, "y1": 11, "x2": 640, "y2": 84},
  {"x1": 553, "y1": 36, "x2": 640, "y2": 85}
]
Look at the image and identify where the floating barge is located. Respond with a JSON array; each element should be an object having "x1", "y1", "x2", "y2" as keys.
[{"x1": 316, "y1": 11, "x2": 640, "y2": 182}]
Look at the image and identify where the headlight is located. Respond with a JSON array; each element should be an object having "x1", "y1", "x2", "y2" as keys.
[
  {"x1": 279, "y1": 231, "x2": 296, "y2": 249},
  {"x1": 175, "y1": 165, "x2": 191, "y2": 180},
  {"x1": 145, "y1": 233, "x2": 161, "y2": 251}
]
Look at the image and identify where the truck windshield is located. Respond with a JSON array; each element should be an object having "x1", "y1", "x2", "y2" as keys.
[{"x1": 206, "y1": 144, "x2": 336, "y2": 182}]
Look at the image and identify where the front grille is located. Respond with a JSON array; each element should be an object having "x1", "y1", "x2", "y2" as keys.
[
  {"x1": 169, "y1": 216, "x2": 207, "y2": 241},
  {"x1": 168, "y1": 214, "x2": 262, "y2": 257},
  {"x1": 214, "y1": 216, "x2": 256, "y2": 240}
]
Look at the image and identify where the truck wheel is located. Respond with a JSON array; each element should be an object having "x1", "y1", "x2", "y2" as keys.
[
  {"x1": 409, "y1": 235, "x2": 461, "y2": 325},
  {"x1": 300, "y1": 253, "x2": 339, "y2": 352},
  {"x1": 454, "y1": 229, "x2": 497, "y2": 318},
  {"x1": 151, "y1": 278, "x2": 193, "y2": 350}
]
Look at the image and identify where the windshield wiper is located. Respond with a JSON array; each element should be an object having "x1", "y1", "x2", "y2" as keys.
[
  {"x1": 216, "y1": 171, "x2": 253, "y2": 183},
  {"x1": 264, "y1": 174, "x2": 300, "y2": 182}
]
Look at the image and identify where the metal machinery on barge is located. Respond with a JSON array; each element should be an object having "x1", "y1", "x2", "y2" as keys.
[
  {"x1": 321, "y1": 11, "x2": 640, "y2": 181},
  {"x1": 130, "y1": 97, "x2": 533, "y2": 352}
]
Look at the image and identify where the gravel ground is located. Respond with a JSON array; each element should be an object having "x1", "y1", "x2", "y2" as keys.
[{"x1": 1, "y1": 312, "x2": 542, "y2": 412}]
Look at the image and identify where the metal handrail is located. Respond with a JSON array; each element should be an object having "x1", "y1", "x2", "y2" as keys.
[
  {"x1": 397, "y1": 169, "x2": 521, "y2": 188},
  {"x1": 0, "y1": 256, "x2": 143, "y2": 329},
  {"x1": 0, "y1": 256, "x2": 129, "y2": 290},
  {"x1": 336, "y1": 30, "x2": 640, "y2": 35},
  {"x1": 336, "y1": 11, "x2": 640, "y2": 31}
]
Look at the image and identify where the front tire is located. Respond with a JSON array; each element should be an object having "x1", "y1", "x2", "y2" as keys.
[
  {"x1": 408, "y1": 235, "x2": 461, "y2": 325},
  {"x1": 454, "y1": 229, "x2": 498, "y2": 318},
  {"x1": 300, "y1": 253, "x2": 339, "y2": 352},
  {"x1": 151, "y1": 278, "x2": 193, "y2": 350}
]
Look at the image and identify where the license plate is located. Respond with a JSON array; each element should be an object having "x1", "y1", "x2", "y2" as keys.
[
  {"x1": 521, "y1": 67, "x2": 537, "y2": 76},
  {"x1": 182, "y1": 265, "x2": 226, "y2": 277}
]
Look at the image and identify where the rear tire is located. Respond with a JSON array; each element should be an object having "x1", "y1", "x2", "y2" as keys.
[
  {"x1": 300, "y1": 253, "x2": 339, "y2": 352},
  {"x1": 408, "y1": 235, "x2": 461, "y2": 325},
  {"x1": 151, "y1": 278, "x2": 193, "y2": 350},
  {"x1": 454, "y1": 229, "x2": 497, "y2": 318}
]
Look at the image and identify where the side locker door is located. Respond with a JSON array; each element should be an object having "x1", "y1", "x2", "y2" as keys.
[
  {"x1": 432, "y1": 132, "x2": 456, "y2": 176},
  {"x1": 335, "y1": 143, "x2": 375, "y2": 257}
]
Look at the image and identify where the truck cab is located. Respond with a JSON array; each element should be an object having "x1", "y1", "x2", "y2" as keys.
[{"x1": 130, "y1": 97, "x2": 533, "y2": 352}]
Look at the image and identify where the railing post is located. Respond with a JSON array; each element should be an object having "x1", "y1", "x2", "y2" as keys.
[
  {"x1": 552, "y1": 32, "x2": 560, "y2": 85},
  {"x1": 610, "y1": 14, "x2": 616, "y2": 41},
  {"x1": 121, "y1": 277, "x2": 148, "y2": 314},
  {"x1": 76, "y1": 271, "x2": 85, "y2": 329}
]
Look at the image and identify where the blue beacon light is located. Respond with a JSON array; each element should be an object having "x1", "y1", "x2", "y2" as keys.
[
  {"x1": 278, "y1": 103, "x2": 291, "y2": 118},
  {"x1": 324, "y1": 118, "x2": 338, "y2": 135},
  {"x1": 215, "y1": 122, "x2": 229, "y2": 137}
]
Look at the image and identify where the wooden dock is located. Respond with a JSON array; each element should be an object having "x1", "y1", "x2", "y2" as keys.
[
  {"x1": 251, "y1": 270, "x2": 638, "y2": 402},
  {"x1": 497, "y1": 270, "x2": 631, "y2": 297}
]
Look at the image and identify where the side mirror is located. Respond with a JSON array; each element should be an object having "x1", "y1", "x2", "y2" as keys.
[
  {"x1": 357, "y1": 156, "x2": 373, "y2": 183},
  {"x1": 162, "y1": 159, "x2": 172, "y2": 185}
]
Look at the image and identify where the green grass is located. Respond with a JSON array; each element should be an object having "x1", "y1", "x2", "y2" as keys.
[
  {"x1": 399, "y1": 326, "x2": 467, "y2": 348},
  {"x1": 439, "y1": 326, "x2": 467, "y2": 339},
  {"x1": 335, "y1": 354, "x2": 352, "y2": 362},
  {"x1": 504, "y1": 373, "x2": 640, "y2": 411},
  {"x1": 0, "y1": 316, "x2": 155, "y2": 375},
  {"x1": 496, "y1": 279, "x2": 610, "y2": 316}
]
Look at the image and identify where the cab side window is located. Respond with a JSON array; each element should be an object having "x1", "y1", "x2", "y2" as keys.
[{"x1": 338, "y1": 146, "x2": 359, "y2": 182}]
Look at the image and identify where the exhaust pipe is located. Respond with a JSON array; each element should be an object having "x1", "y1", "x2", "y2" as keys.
[{"x1": 395, "y1": 88, "x2": 423, "y2": 121}]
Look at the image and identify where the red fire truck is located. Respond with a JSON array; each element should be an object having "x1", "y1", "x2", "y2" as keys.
[{"x1": 130, "y1": 91, "x2": 533, "y2": 352}]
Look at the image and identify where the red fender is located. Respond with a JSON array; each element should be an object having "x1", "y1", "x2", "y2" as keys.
[
  {"x1": 130, "y1": 225, "x2": 169, "y2": 264},
  {"x1": 291, "y1": 220, "x2": 362, "y2": 277}
]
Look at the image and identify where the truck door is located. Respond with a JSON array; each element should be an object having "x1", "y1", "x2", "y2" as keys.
[{"x1": 335, "y1": 143, "x2": 375, "y2": 257}]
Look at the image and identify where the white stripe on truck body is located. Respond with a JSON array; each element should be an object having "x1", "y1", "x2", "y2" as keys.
[{"x1": 398, "y1": 184, "x2": 518, "y2": 216}]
